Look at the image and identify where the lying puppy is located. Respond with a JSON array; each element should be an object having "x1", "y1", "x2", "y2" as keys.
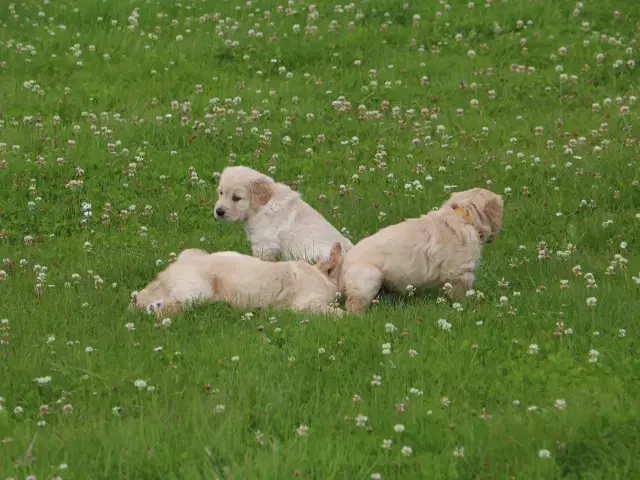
[
  {"x1": 132, "y1": 242, "x2": 345, "y2": 317},
  {"x1": 340, "y1": 188, "x2": 503, "y2": 313},
  {"x1": 213, "y1": 165, "x2": 353, "y2": 262}
]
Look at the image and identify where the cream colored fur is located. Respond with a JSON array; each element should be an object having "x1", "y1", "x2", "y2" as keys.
[
  {"x1": 132, "y1": 243, "x2": 345, "y2": 317},
  {"x1": 340, "y1": 188, "x2": 504, "y2": 313},
  {"x1": 213, "y1": 165, "x2": 353, "y2": 262}
]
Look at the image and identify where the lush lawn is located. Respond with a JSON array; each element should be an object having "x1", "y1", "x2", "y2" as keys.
[{"x1": 1, "y1": 0, "x2": 639, "y2": 478}]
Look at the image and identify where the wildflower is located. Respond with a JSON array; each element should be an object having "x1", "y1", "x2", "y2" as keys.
[
  {"x1": 381, "y1": 343, "x2": 392, "y2": 355},
  {"x1": 441, "y1": 396, "x2": 451, "y2": 407},
  {"x1": 538, "y1": 449, "x2": 552, "y2": 459},
  {"x1": 385, "y1": 322, "x2": 398, "y2": 333},
  {"x1": 355, "y1": 414, "x2": 368, "y2": 427},
  {"x1": 588, "y1": 349, "x2": 600, "y2": 363},
  {"x1": 586, "y1": 297, "x2": 597, "y2": 307},
  {"x1": 393, "y1": 424, "x2": 405, "y2": 433},
  {"x1": 437, "y1": 319, "x2": 452, "y2": 331},
  {"x1": 134, "y1": 379, "x2": 147, "y2": 390},
  {"x1": 619, "y1": 329, "x2": 627, "y2": 337},
  {"x1": 528, "y1": 344, "x2": 540, "y2": 355},
  {"x1": 34, "y1": 376, "x2": 52, "y2": 385},
  {"x1": 401, "y1": 446, "x2": 413, "y2": 456},
  {"x1": 296, "y1": 424, "x2": 309, "y2": 437},
  {"x1": 453, "y1": 447, "x2": 465, "y2": 458},
  {"x1": 371, "y1": 375, "x2": 382, "y2": 387},
  {"x1": 554, "y1": 399, "x2": 567, "y2": 410}
]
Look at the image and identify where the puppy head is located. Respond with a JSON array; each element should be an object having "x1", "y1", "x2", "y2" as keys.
[
  {"x1": 446, "y1": 188, "x2": 504, "y2": 243},
  {"x1": 214, "y1": 166, "x2": 275, "y2": 222},
  {"x1": 314, "y1": 242, "x2": 343, "y2": 285}
]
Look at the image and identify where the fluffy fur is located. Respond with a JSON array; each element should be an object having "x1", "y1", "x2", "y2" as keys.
[
  {"x1": 339, "y1": 188, "x2": 504, "y2": 313},
  {"x1": 214, "y1": 166, "x2": 353, "y2": 262},
  {"x1": 132, "y1": 243, "x2": 345, "y2": 317}
]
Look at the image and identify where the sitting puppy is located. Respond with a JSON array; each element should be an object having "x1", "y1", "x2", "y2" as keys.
[
  {"x1": 132, "y1": 242, "x2": 345, "y2": 317},
  {"x1": 339, "y1": 188, "x2": 503, "y2": 313},
  {"x1": 213, "y1": 165, "x2": 353, "y2": 262}
]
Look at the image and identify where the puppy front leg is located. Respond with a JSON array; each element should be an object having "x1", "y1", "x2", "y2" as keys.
[
  {"x1": 445, "y1": 272, "x2": 475, "y2": 300},
  {"x1": 299, "y1": 300, "x2": 345, "y2": 317},
  {"x1": 251, "y1": 242, "x2": 281, "y2": 262},
  {"x1": 156, "y1": 302, "x2": 183, "y2": 317}
]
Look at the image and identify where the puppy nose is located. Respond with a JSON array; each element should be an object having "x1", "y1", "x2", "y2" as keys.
[{"x1": 215, "y1": 207, "x2": 225, "y2": 218}]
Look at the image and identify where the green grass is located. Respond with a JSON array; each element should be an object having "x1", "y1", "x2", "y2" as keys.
[{"x1": 1, "y1": 0, "x2": 639, "y2": 478}]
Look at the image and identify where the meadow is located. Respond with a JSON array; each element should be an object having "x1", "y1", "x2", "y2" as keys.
[{"x1": 1, "y1": 0, "x2": 639, "y2": 478}]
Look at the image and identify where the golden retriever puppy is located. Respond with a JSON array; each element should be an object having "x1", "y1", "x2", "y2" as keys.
[
  {"x1": 339, "y1": 188, "x2": 503, "y2": 313},
  {"x1": 213, "y1": 165, "x2": 353, "y2": 262},
  {"x1": 132, "y1": 242, "x2": 345, "y2": 317}
]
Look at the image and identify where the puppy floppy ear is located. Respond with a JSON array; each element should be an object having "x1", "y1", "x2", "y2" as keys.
[
  {"x1": 483, "y1": 195, "x2": 504, "y2": 235},
  {"x1": 315, "y1": 242, "x2": 343, "y2": 283},
  {"x1": 250, "y1": 178, "x2": 274, "y2": 208}
]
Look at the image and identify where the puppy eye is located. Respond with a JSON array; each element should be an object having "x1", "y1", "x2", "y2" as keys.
[
  {"x1": 219, "y1": 191, "x2": 223, "y2": 196},
  {"x1": 232, "y1": 195, "x2": 241, "y2": 202}
]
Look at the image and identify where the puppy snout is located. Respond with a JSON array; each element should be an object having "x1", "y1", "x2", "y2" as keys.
[{"x1": 215, "y1": 206, "x2": 226, "y2": 218}]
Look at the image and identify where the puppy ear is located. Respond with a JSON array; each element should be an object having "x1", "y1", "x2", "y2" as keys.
[
  {"x1": 484, "y1": 195, "x2": 504, "y2": 234},
  {"x1": 328, "y1": 242, "x2": 342, "y2": 264},
  {"x1": 315, "y1": 242, "x2": 343, "y2": 282},
  {"x1": 250, "y1": 179, "x2": 274, "y2": 207}
]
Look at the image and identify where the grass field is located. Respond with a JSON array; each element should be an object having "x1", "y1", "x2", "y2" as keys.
[{"x1": 1, "y1": 0, "x2": 639, "y2": 478}]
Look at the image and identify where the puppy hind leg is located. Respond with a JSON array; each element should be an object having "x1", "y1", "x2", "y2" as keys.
[{"x1": 344, "y1": 265, "x2": 384, "y2": 314}]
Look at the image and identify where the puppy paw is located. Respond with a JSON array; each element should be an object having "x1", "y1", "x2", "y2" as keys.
[{"x1": 346, "y1": 297, "x2": 368, "y2": 314}]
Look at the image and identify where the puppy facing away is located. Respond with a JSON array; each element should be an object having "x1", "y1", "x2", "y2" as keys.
[
  {"x1": 132, "y1": 242, "x2": 345, "y2": 317},
  {"x1": 213, "y1": 166, "x2": 354, "y2": 262},
  {"x1": 339, "y1": 188, "x2": 504, "y2": 313}
]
